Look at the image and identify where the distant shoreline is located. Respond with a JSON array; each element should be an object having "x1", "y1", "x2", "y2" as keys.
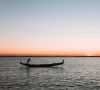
[{"x1": 0, "y1": 56, "x2": 100, "y2": 57}]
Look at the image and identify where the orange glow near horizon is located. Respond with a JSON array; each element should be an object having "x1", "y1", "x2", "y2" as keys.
[
  {"x1": 0, "y1": 48, "x2": 99, "y2": 56},
  {"x1": 0, "y1": 45, "x2": 100, "y2": 56},
  {"x1": 91, "y1": 52, "x2": 100, "y2": 56}
]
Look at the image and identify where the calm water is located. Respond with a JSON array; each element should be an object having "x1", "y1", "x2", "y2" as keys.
[{"x1": 1, "y1": 57, "x2": 100, "y2": 90}]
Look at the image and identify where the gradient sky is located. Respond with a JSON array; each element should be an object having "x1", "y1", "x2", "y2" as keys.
[{"x1": 0, "y1": 0, "x2": 100, "y2": 56}]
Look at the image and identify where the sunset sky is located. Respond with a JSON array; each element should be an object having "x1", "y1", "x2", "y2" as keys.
[{"x1": 0, "y1": 0, "x2": 100, "y2": 56}]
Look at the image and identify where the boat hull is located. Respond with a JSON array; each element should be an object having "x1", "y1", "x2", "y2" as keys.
[{"x1": 20, "y1": 60, "x2": 64, "y2": 67}]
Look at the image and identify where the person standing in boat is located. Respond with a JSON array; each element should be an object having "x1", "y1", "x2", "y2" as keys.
[{"x1": 27, "y1": 58, "x2": 31, "y2": 64}]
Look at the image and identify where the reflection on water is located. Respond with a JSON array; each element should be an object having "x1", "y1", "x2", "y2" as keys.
[{"x1": 1, "y1": 57, "x2": 100, "y2": 90}]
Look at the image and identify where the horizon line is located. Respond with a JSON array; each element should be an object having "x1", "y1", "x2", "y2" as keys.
[{"x1": 1, "y1": 55, "x2": 100, "y2": 57}]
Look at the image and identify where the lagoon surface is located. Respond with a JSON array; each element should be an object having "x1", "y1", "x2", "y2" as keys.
[{"x1": 1, "y1": 57, "x2": 100, "y2": 90}]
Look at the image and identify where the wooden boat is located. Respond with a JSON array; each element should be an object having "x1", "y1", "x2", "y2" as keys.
[{"x1": 20, "y1": 60, "x2": 64, "y2": 67}]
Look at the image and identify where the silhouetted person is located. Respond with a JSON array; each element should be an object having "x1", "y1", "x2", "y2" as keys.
[
  {"x1": 27, "y1": 58, "x2": 31, "y2": 64},
  {"x1": 62, "y1": 59, "x2": 64, "y2": 63}
]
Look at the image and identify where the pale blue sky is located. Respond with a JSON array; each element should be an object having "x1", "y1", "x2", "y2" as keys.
[{"x1": 0, "y1": 0, "x2": 100, "y2": 55}]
